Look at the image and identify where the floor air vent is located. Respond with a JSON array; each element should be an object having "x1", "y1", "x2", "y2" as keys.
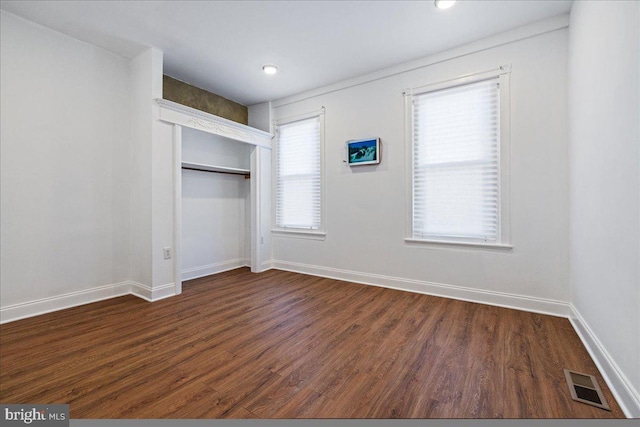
[{"x1": 563, "y1": 369, "x2": 610, "y2": 411}]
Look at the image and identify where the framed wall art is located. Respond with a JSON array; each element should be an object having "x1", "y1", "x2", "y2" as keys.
[{"x1": 346, "y1": 137, "x2": 380, "y2": 166}]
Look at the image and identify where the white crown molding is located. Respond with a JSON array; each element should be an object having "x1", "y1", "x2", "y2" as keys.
[
  {"x1": 272, "y1": 14, "x2": 569, "y2": 108},
  {"x1": 155, "y1": 98, "x2": 273, "y2": 148}
]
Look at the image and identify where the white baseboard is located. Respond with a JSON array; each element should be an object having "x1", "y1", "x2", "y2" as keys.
[
  {"x1": 569, "y1": 305, "x2": 640, "y2": 418},
  {"x1": 260, "y1": 260, "x2": 274, "y2": 271},
  {"x1": 0, "y1": 260, "x2": 251, "y2": 324},
  {"x1": 0, "y1": 281, "x2": 131, "y2": 324},
  {"x1": 181, "y1": 258, "x2": 248, "y2": 281},
  {"x1": 0, "y1": 280, "x2": 178, "y2": 324},
  {"x1": 271, "y1": 260, "x2": 570, "y2": 317},
  {"x1": 130, "y1": 281, "x2": 176, "y2": 302}
]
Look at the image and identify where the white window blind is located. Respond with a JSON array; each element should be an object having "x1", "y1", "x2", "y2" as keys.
[
  {"x1": 412, "y1": 78, "x2": 500, "y2": 242},
  {"x1": 275, "y1": 116, "x2": 321, "y2": 229}
]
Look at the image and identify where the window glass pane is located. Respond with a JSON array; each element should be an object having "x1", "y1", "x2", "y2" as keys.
[
  {"x1": 276, "y1": 116, "x2": 321, "y2": 229},
  {"x1": 412, "y1": 78, "x2": 500, "y2": 242}
]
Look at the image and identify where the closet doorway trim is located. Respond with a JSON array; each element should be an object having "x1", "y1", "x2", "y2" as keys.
[{"x1": 156, "y1": 99, "x2": 273, "y2": 295}]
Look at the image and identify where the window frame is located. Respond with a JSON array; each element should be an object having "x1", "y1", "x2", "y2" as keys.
[
  {"x1": 272, "y1": 108, "x2": 326, "y2": 240},
  {"x1": 404, "y1": 66, "x2": 512, "y2": 250}
]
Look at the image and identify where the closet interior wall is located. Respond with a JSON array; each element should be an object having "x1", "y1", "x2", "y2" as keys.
[{"x1": 181, "y1": 126, "x2": 252, "y2": 281}]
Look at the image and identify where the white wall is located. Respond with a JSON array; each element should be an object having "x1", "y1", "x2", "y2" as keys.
[
  {"x1": 271, "y1": 23, "x2": 570, "y2": 312},
  {"x1": 0, "y1": 9, "x2": 271, "y2": 317},
  {"x1": 245, "y1": 144, "x2": 273, "y2": 272},
  {"x1": 0, "y1": 11, "x2": 131, "y2": 312},
  {"x1": 568, "y1": 0, "x2": 640, "y2": 417},
  {"x1": 248, "y1": 101, "x2": 272, "y2": 133},
  {"x1": 130, "y1": 49, "x2": 155, "y2": 288},
  {"x1": 129, "y1": 46, "x2": 177, "y2": 299},
  {"x1": 181, "y1": 127, "x2": 251, "y2": 279},
  {"x1": 259, "y1": 146, "x2": 272, "y2": 270},
  {"x1": 182, "y1": 127, "x2": 251, "y2": 169},
  {"x1": 150, "y1": 104, "x2": 176, "y2": 292}
]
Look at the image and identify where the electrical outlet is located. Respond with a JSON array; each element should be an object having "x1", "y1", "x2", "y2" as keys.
[
  {"x1": 163, "y1": 247, "x2": 172, "y2": 260},
  {"x1": 261, "y1": 236, "x2": 264, "y2": 244}
]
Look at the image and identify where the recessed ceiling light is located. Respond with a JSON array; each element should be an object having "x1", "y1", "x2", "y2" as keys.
[
  {"x1": 435, "y1": 0, "x2": 456, "y2": 9},
  {"x1": 262, "y1": 65, "x2": 278, "y2": 75}
]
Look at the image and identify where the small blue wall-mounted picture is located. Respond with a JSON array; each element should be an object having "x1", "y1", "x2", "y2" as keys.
[{"x1": 347, "y1": 137, "x2": 380, "y2": 166}]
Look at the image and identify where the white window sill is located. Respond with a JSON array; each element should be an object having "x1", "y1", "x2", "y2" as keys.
[
  {"x1": 272, "y1": 229, "x2": 327, "y2": 241},
  {"x1": 404, "y1": 238, "x2": 513, "y2": 250}
]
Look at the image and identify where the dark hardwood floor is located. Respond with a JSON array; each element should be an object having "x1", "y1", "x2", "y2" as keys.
[{"x1": 0, "y1": 268, "x2": 625, "y2": 418}]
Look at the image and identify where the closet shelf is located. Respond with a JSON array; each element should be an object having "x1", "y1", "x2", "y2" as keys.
[{"x1": 181, "y1": 161, "x2": 250, "y2": 177}]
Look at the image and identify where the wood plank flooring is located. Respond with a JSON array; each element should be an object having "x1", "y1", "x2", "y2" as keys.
[{"x1": 0, "y1": 268, "x2": 625, "y2": 419}]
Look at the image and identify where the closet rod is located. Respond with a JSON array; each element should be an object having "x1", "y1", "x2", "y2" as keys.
[
  {"x1": 181, "y1": 161, "x2": 249, "y2": 175},
  {"x1": 182, "y1": 166, "x2": 251, "y2": 179}
]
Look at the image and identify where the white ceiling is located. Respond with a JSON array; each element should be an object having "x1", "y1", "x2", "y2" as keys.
[{"x1": 0, "y1": 0, "x2": 573, "y2": 106}]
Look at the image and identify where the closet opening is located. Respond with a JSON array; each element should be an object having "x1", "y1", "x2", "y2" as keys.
[
  {"x1": 179, "y1": 127, "x2": 253, "y2": 286},
  {"x1": 158, "y1": 98, "x2": 272, "y2": 297}
]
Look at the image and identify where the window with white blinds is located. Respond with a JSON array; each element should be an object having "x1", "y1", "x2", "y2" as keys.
[
  {"x1": 412, "y1": 77, "x2": 501, "y2": 243},
  {"x1": 275, "y1": 116, "x2": 322, "y2": 230}
]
